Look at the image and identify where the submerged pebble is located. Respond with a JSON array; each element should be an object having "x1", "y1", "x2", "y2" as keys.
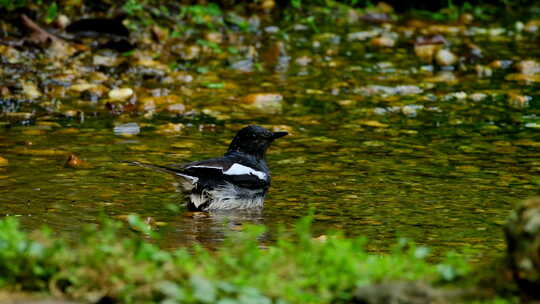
[
  {"x1": 435, "y1": 49, "x2": 458, "y2": 66},
  {"x1": 347, "y1": 30, "x2": 379, "y2": 41},
  {"x1": 508, "y1": 93, "x2": 531, "y2": 109},
  {"x1": 113, "y1": 123, "x2": 140, "y2": 136},
  {"x1": 21, "y1": 82, "x2": 42, "y2": 99},
  {"x1": 515, "y1": 60, "x2": 540, "y2": 75},
  {"x1": 524, "y1": 19, "x2": 540, "y2": 32},
  {"x1": 156, "y1": 123, "x2": 184, "y2": 134},
  {"x1": 0, "y1": 156, "x2": 8, "y2": 166},
  {"x1": 93, "y1": 54, "x2": 122, "y2": 67},
  {"x1": 167, "y1": 103, "x2": 186, "y2": 114},
  {"x1": 359, "y1": 120, "x2": 388, "y2": 128},
  {"x1": 65, "y1": 153, "x2": 85, "y2": 168},
  {"x1": 444, "y1": 91, "x2": 467, "y2": 100},
  {"x1": 242, "y1": 93, "x2": 283, "y2": 113},
  {"x1": 370, "y1": 36, "x2": 395, "y2": 48},
  {"x1": 414, "y1": 44, "x2": 440, "y2": 63},
  {"x1": 109, "y1": 88, "x2": 134, "y2": 101},
  {"x1": 137, "y1": 98, "x2": 156, "y2": 113},
  {"x1": 475, "y1": 65, "x2": 492, "y2": 77},
  {"x1": 355, "y1": 85, "x2": 422, "y2": 96},
  {"x1": 469, "y1": 93, "x2": 488, "y2": 102},
  {"x1": 70, "y1": 83, "x2": 97, "y2": 92}
]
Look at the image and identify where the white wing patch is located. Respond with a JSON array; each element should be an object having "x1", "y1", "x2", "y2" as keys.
[
  {"x1": 188, "y1": 165, "x2": 223, "y2": 170},
  {"x1": 224, "y1": 163, "x2": 267, "y2": 180}
]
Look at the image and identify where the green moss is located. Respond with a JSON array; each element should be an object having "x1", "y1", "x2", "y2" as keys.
[{"x1": 0, "y1": 215, "x2": 514, "y2": 303}]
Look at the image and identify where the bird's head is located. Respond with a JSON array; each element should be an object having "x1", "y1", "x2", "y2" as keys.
[{"x1": 227, "y1": 125, "x2": 288, "y2": 159}]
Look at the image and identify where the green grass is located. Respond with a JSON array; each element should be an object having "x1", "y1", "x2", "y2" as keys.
[{"x1": 0, "y1": 215, "x2": 514, "y2": 303}]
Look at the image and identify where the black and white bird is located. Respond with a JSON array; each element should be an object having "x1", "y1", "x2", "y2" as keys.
[{"x1": 130, "y1": 125, "x2": 288, "y2": 211}]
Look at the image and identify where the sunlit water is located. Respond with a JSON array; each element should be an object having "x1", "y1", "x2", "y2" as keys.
[{"x1": 1, "y1": 28, "x2": 539, "y2": 258}]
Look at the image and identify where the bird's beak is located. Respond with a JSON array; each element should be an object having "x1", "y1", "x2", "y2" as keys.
[{"x1": 272, "y1": 131, "x2": 288, "y2": 139}]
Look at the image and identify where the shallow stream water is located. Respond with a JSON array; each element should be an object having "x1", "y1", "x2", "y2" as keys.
[{"x1": 1, "y1": 20, "x2": 540, "y2": 257}]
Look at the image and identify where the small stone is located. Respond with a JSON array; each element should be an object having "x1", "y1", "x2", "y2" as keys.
[
  {"x1": 425, "y1": 71, "x2": 457, "y2": 83},
  {"x1": 65, "y1": 153, "x2": 85, "y2": 168},
  {"x1": 261, "y1": 0, "x2": 275, "y2": 10},
  {"x1": 401, "y1": 104, "x2": 423, "y2": 117},
  {"x1": 475, "y1": 65, "x2": 492, "y2": 77},
  {"x1": 361, "y1": 12, "x2": 390, "y2": 23},
  {"x1": 469, "y1": 93, "x2": 487, "y2": 102},
  {"x1": 205, "y1": 32, "x2": 223, "y2": 44},
  {"x1": 313, "y1": 235, "x2": 328, "y2": 242},
  {"x1": 515, "y1": 21, "x2": 524, "y2": 32},
  {"x1": 524, "y1": 19, "x2": 540, "y2": 32},
  {"x1": 163, "y1": 72, "x2": 193, "y2": 84},
  {"x1": 354, "y1": 85, "x2": 422, "y2": 96},
  {"x1": 167, "y1": 103, "x2": 186, "y2": 114},
  {"x1": 0, "y1": 156, "x2": 8, "y2": 167},
  {"x1": 265, "y1": 26, "x2": 280, "y2": 33},
  {"x1": 515, "y1": 60, "x2": 540, "y2": 75},
  {"x1": 21, "y1": 82, "x2": 42, "y2": 99},
  {"x1": 64, "y1": 110, "x2": 78, "y2": 117},
  {"x1": 363, "y1": 141, "x2": 385, "y2": 147},
  {"x1": 359, "y1": 120, "x2": 388, "y2": 128},
  {"x1": 414, "y1": 44, "x2": 440, "y2": 63},
  {"x1": 338, "y1": 99, "x2": 356, "y2": 106},
  {"x1": 108, "y1": 88, "x2": 134, "y2": 101},
  {"x1": 508, "y1": 93, "x2": 531, "y2": 109},
  {"x1": 151, "y1": 25, "x2": 168, "y2": 41},
  {"x1": 414, "y1": 35, "x2": 447, "y2": 46},
  {"x1": 70, "y1": 83, "x2": 97, "y2": 92},
  {"x1": 459, "y1": 13, "x2": 474, "y2": 24},
  {"x1": 47, "y1": 40, "x2": 76, "y2": 59},
  {"x1": 113, "y1": 123, "x2": 140, "y2": 136},
  {"x1": 347, "y1": 30, "x2": 379, "y2": 41},
  {"x1": 54, "y1": 14, "x2": 70, "y2": 29},
  {"x1": 136, "y1": 59, "x2": 169, "y2": 71},
  {"x1": 444, "y1": 91, "x2": 467, "y2": 100},
  {"x1": 156, "y1": 123, "x2": 184, "y2": 134},
  {"x1": 376, "y1": 2, "x2": 394, "y2": 13},
  {"x1": 306, "y1": 89, "x2": 324, "y2": 94},
  {"x1": 171, "y1": 142, "x2": 196, "y2": 149},
  {"x1": 489, "y1": 60, "x2": 513, "y2": 69},
  {"x1": 295, "y1": 56, "x2": 312, "y2": 66},
  {"x1": 181, "y1": 45, "x2": 200, "y2": 60},
  {"x1": 370, "y1": 36, "x2": 395, "y2": 48},
  {"x1": 242, "y1": 93, "x2": 283, "y2": 113},
  {"x1": 93, "y1": 55, "x2": 121, "y2": 67},
  {"x1": 89, "y1": 72, "x2": 109, "y2": 83},
  {"x1": 137, "y1": 98, "x2": 156, "y2": 113},
  {"x1": 435, "y1": 49, "x2": 458, "y2": 66},
  {"x1": 488, "y1": 28, "x2": 505, "y2": 36}
]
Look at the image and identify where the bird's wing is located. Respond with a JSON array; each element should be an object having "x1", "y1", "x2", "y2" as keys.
[{"x1": 180, "y1": 157, "x2": 269, "y2": 189}]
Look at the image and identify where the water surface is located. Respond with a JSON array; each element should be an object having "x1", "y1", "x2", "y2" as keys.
[{"x1": 1, "y1": 20, "x2": 540, "y2": 258}]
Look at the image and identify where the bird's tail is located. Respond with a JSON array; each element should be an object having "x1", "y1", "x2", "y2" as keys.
[
  {"x1": 125, "y1": 161, "x2": 180, "y2": 176},
  {"x1": 125, "y1": 161, "x2": 198, "y2": 192}
]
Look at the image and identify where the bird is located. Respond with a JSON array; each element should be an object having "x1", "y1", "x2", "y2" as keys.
[{"x1": 129, "y1": 125, "x2": 288, "y2": 211}]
